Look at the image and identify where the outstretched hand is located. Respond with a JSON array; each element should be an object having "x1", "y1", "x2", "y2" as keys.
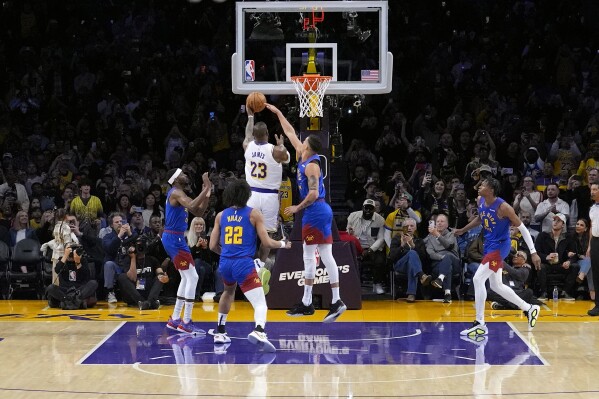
[
  {"x1": 265, "y1": 103, "x2": 280, "y2": 114},
  {"x1": 275, "y1": 134, "x2": 285, "y2": 146},
  {"x1": 284, "y1": 205, "x2": 299, "y2": 216},
  {"x1": 202, "y1": 172, "x2": 212, "y2": 194}
]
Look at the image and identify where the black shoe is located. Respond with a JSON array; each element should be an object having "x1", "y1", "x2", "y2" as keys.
[
  {"x1": 323, "y1": 300, "x2": 347, "y2": 323},
  {"x1": 286, "y1": 302, "x2": 315, "y2": 316},
  {"x1": 491, "y1": 301, "x2": 506, "y2": 310},
  {"x1": 588, "y1": 307, "x2": 599, "y2": 316},
  {"x1": 443, "y1": 293, "x2": 452, "y2": 303},
  {"x1": 151, "y1": 299, "x2": 160, "y2": 309},
  {"x1": 431, "y1": 278, "x2": 443, "y2": 289},
  {"x1": 138, "y1": 300, "x2": 151, "y2": 310}
]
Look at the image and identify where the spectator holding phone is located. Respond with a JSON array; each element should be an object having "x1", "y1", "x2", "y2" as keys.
[
  {"x1": 416, "y1": 171, "x2": 449, "y2": 236},
  {"x1": 513, "y1": 175, "x2": 543, "y2": 230}
]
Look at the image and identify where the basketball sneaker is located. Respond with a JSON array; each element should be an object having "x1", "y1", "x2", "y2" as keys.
[
  {"x1": 460, "y1": 334, "x2": 488, "y2": 347},
  {"x1": 214, "y1": 332, "x2": 231, "y2": 344},
  {"x1": 177, "y1": 320, "x2": 207, "y2": 335},
  {"x1": 247, "y1": 328, "x2": 276, "y2": 352},
  {"x1": 166, "y1": 316, "x2": 181, "y2": 331},
  {"x1": 286, "y1": 302, "x2": 315, "y2": 316},
  {"x1": 460, "y1": 320, "x2": 488, "y2": 337},
  {"x1": 213, "y1": 342, "x2": 231, "y2": 355},
  {"x1": 525, "y1": 304, "x2": 540, "y2": 330},
  {"x1": 258, "y1": 267, "x2": 271, "y2": 296},
  {"x1": 253, "y1": 258, "x2": 265, "y2": 273},
  {"x1": 323, "y1": 300, "x2": 347, "y2": 323}
]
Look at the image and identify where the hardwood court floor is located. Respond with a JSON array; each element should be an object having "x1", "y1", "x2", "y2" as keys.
[{"x1": 0, "y1": 298, "x2": 598, "y2": 399}]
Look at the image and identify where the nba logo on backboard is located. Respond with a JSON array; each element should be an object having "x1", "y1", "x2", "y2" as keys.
[{"x1": 245, "y1": 60, "x2": 255, "y2": 82}]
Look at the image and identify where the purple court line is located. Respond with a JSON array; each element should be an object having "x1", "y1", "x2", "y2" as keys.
[{"x1": 77, "y1": 321, "x2": 126, "y2": 365}]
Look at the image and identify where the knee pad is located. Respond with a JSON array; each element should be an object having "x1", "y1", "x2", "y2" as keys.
[
  {"x1": 303, "y1": 244, "x2": 318, "y2": 280},
  {"x1": 303, "y1": 256, "x2": 317, "y2": 279}
]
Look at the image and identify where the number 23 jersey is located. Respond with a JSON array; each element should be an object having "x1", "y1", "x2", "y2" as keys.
[
  {"x1": 244, "y1": 141, "x2": 282, "y2": 190},
  {"x1": 220, "y1": 206, "x2": 257, "y2": 258}
]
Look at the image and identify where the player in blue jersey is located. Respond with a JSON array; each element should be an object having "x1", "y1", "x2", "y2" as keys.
[
  {"x1": 209, "y1": 179, "x2": 291, "y2": 352},
  {"x1": 164, "y1": 168, "x2": 212, "y2": 335},
  {"x1": 455, "y1": 178, "x2": 542, "y2": 337},
  {"x1": 266, "y1": 103, "x2": 347, "y2": 323}
]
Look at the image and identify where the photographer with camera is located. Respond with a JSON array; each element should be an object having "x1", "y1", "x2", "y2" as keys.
[
  {"x1": 102, "y1": 212, "x2": 133, "y2": 303},
  {"x1": 116, "y1": 235, "x2": 168, "y2": 310},
  {"x1": 46, "y1": 243, "x2": 98, "y2": 309}
]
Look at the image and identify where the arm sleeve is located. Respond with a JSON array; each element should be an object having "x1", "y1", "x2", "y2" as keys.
[{"x1": 517, "y1": 223, "x2": 537, "y2": 254}]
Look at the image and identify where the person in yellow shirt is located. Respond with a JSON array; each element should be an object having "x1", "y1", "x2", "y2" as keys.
[
  {"x1": 576, "y1": 143, "x2": 599, "y2": 185},
  {"x1": 384, "y1": 193, "x2": 421, "y2": 252},
  {"x1": 69, "y1": 179, "x2": 104, "y2": 224}
]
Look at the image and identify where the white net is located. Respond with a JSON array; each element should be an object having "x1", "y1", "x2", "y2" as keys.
[{"x1": 291, "y1": 75, "x2": 332, "y2": 117}]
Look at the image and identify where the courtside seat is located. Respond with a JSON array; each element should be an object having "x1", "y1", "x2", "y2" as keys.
[{"x1": 7, "y1": 239, "x2": 44, "y2": 299}]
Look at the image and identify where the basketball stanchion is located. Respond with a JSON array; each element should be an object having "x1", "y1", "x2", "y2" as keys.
[{"x1": 290, "y1": 75, "x2": 332, "y2": 118}]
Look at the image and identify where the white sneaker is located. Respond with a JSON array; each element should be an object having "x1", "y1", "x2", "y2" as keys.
[
  {"x1": 247, "y1": 329, "x2": 276, "y2": 352},
  {"x1": 214, "y1": 342, "x2": 231, "y2": 355},
  {"x1": 460, "y1": 321, "x2": 488, "y2": 337},
  {"x1": 107, "y1": 292, "x2": 117, "y2": 303},
  {"x1": 374, "y1": 283, "x2": 385, "y2": 295},
  {"x1": 214, "y1": 332, "x2": 231, "y2": 344},
  {"x1": 526, "y1": 304, "x2": 540, "y2": 331},
  {"x1": 253, "y1": 258, "x2": 265, "y2": 273}
]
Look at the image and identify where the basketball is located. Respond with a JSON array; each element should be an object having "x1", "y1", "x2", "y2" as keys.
[{"x1": 246, "y1": 92, "x2": 267, "y2": 113}]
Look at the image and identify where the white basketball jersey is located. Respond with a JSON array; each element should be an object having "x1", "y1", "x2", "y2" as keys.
[{"x1": 244, "y1": 141, "x2": 282, "y2": 190}]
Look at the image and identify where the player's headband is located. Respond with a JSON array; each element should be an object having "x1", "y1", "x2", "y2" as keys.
[{"x1": 168, "y1": 168, "x2": 183, "y2": 185}]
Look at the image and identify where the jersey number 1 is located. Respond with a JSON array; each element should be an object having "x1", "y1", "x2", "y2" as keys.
[{"x1": 224, "y1": 226, "x2": 243, "y2": 244}]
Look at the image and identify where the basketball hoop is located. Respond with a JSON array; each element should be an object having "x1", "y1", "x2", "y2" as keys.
[{"x1": 291, "y1": 75, "x2": 332, "y2": 118}]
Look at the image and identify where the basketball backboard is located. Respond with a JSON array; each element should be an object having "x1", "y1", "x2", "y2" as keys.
[{"x1": 232, "y1": 1, "x2": 392, "y2": 95}]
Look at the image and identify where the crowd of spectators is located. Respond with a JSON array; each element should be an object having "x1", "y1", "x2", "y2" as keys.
[{"x1": 0, "y1": 1, "x2": 599, "y2": 305}]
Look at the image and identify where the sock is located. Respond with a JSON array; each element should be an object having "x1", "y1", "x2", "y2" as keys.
[
  {"x1": 332, "y1": 287, "x2": 340, "y2": 303},
  {"x1": 171, "y1": 297, "x2": 185, "y2": 320},
  {"x1": 217, "y1": 313, "x2": 228, "y2": 328},
  {"x1": 444, "y1": 289, "x2": 451, "y2": 295},
  {"x1": 302, "y1": 285, "x2": 313, "y2": 306},
  {"x1": 439, "y1": 274, "x2": 445, "y2": 281},
  {"x1": 182, "y1": 299, "x2": 194, "y2": 323}
]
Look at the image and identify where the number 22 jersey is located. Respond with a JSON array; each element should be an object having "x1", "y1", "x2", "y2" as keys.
[{"x1": 220, "y1": 206, "x2": 257, "y2": 258}]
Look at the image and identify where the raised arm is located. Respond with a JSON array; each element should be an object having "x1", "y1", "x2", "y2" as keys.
[
  {"x1": 170, "y1": 173, "x2": 212, "y2": 216},
  {"x1": 242, "y1": 107, "x2": 255, "y2": 151},
  {"x1": 265, "y1": 103, "x2": 302, "y2": 155}
]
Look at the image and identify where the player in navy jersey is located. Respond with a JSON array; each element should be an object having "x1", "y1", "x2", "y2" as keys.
[
  {"x1": 455, "y1": 178, "x2": 542, "y2": 337},
  {"x1": 164, "y1": 168, "x2": 212, "y2": 335},
  {"x1": 209, "y1": 179, "x2": 291, "y2": 352},
  {"x1": 266, "y1": 103, "x2": 347, "y2": 323}
]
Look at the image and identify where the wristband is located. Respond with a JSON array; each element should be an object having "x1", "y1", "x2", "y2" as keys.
[{"x1": 279, "y1": 240, "x2": 286, "y2": 248}]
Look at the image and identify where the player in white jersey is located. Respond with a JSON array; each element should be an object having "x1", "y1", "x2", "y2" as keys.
[{"x1": 243, "y1": 106, "x2": 290, "y2": 276}]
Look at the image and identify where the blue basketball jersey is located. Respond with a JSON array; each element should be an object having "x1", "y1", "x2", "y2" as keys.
[
  {"x1": 478, "y1": 197, "x2": 511, "y2": 255},
  {"x1": 297, "y1": 154, "x2": 326, "y2": 201},
  {"x1": 220, "y1": 206, "x2": 257, "y2": 258},
  {"x1": 164, "y1": 188, "x2": 188, "y2": 233}
]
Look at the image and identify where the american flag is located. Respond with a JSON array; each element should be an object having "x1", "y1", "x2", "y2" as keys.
[{"x1": 361, "y1": 69, "x2": 379, "y2": 81}]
